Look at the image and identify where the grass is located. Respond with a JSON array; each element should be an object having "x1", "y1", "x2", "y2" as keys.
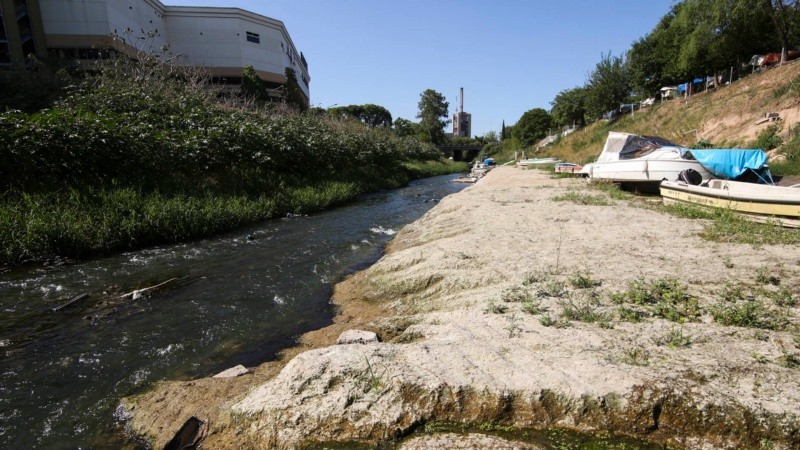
[
  {"x1": 659, "y1": 202, "x2": 800, "y2": 246},
  {"x1": 569, "y1": 269, "x2": 601, "y2": 289},
  {"x1": 558, "y1": 296, "x2": 611, "y2": 327},
  {"x1": 653, "y1": 325, "x2": 692, "y2": 348},
  {"x1": 551, "y1": 191, "x2": 610, "y2": 206},
  {"x1": 710, "y1": 298, "x2": 788, "y2": 330},
  {"x1": 620, "y1": 347, "x2": 651, "y2": 366},
  {"x1": 610, "y1": 277, "x2": 699, "y2": 323}
]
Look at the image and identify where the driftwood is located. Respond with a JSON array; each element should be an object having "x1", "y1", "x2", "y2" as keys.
[
  {"x1": 52, "y1": 293, "x2": 90, "y2": 312},
  {"x1": 119, "y1": 278, "x2": 177, "y2": 300}
]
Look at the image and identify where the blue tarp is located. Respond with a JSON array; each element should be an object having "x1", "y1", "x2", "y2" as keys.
[{"x1": 686, "y1": 149, "x2": 768, "y2": 179}]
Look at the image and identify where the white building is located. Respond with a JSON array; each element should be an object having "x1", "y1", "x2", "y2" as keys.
[{"x1": 2, "y1": 0, "x2": 310, "y2": 104}]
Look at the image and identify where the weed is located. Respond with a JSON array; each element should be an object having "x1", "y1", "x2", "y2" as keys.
[
  {"x1": 522, "y1": 270, "x2": 547, "y2": 286},
  {"x1": 611, "y1": 277, "x2": 698, "y2": 322},
  {"x1": 750, "y1": 123, "x2": 783, "y2": 151},
  {"x1": 617, "y1": 306, "x2": 646, "y2": 323},
  {"x1": 484, "y1": 300, "x2": 508, "y2": 314},
  {"x1": 551, "y1": 191, "x2": 610, "y2": 206},
  {"x1": 569, "y1": 269, "x2": 601, "y2": 289},
  {"x1": 521, "y1": 298, "x2": 545, "y2": 315},
  {"x1": 768, "y1": 287, "x2": 797, "y2": 307},
  {"x1": 539, "y1": 314, "x2": 570, "y2": 328},
  {"x1": 755, "y1": 267, "x2": 780, "y2": 286},
  {"x1": 501, "y1": 286, "x2": 534, "y2": 303},
  {"x1": 457, "y1": 252, "x2": 473, "y2": 260},
  {"x1": 559, "y1": 297, "x2": 611, "y2": 326},
  {"x1": 777, "y1": 352, "x2": 800, "y2": 369},
  {"x1": 722, "y1": 256, "x2": 734, "y2": 269},
  {"x1": 590, "y1": 181, "x2": 632, "y2": 200},
  {"x1": 539, "y1": 279, "x2": 568, "y2": 298},
  {"x1": 361, "y1": 355, "x2": 383, "y2": 394},
  {"x1": 752, "y1": 352, "x2": 769, "y2": 364},
  {"x1": 505, "y1": 313, "x2": 523, "y2": 338},
  {"x1": 653, "y1": 326, "x2": 692, "y2": 349},
  {"x1": 478, "y1": 422, "x2": 515, "y2": 432},
  {"x1": 620, "y1": 347, "x2": 651, "y2": 366},
  {"x1": 754, "y1": 330, "x2": 770, "y2": 341},
  {"x1": 711, "y1": 299, "x2": 788, "y2": 330},
  {"x1": 794, "y1": 335, "x2": 800, "y2": 349},
  {"x1": 719, "y1": 283, "x2": 746, "y2": 302}
]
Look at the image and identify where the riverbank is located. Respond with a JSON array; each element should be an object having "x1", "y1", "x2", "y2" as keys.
[{"x1": 121, "y1": 166, "x2": 800, "y2": 449}]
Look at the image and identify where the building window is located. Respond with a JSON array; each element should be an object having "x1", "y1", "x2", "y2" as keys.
[{"x1": 246, "y1": 31, "x2": 260, "y2": 44}]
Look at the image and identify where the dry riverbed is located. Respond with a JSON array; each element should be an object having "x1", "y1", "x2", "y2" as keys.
[{"x1": 120, "y1": 166, "x2": 800, "y2": 449}]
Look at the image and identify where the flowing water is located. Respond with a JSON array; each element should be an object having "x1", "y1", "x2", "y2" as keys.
[{"x1": 0, "y1": 174, "x2": 467, "y2": 449}]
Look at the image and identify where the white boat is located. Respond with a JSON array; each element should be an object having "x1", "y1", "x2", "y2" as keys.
[
  {"x1": 579, "y1": 132, "x2": 712, "y2": 186},
  {"x1": 517, "y1": 157, "x2": 561, "y2": 167},
  {"x1": 660, "y1": 179, "x2": 800, "y2": 224}
]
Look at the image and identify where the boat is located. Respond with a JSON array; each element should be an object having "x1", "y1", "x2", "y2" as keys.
[
  {"x1": 578, "y1": 132, "x2": 713, "y2": 186},
  {"x1": 517, "y1": 157, "x2": 561, "y2": 168},
  {"x1": 554, "y1": 162, "x2": 583, "y2": 173},
  {"x1": 660, "y1": 179, "x2": 800, "y2": 225}
]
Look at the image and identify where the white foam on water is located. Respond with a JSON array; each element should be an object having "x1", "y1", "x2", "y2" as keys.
[
  {"x1": 370, "y1": 226, "x2": 396, "y2": 236},
  {"x1": 273, "y1": 295, "x2": 286, "y2": 305},
  {"x1": 156, "y1": 343, "x2": 183, "y2": 356}
]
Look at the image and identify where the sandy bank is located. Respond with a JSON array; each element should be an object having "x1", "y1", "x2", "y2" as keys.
[{"x1": 121, "y1": 166, "x2": 800, "y2": 449}]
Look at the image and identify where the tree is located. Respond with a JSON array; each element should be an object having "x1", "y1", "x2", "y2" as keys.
[
  {"x1": 393, "y1": 117, "x2": 421, "y2": 137},
  {"x1": 416, "y1": 89, "x2": 450, "y2": 145},
  {"x1": 283, "y1": 67, "x2": 307, "y2": 111},
  {"x1": 501, "y1": 120, "x2": 507, "y2": 140},
  {"x1": 584, "y1": 52, "x2": 631, "y2": 120},
  {"x1": 512, "y1": 108, "x2": 553, "y2": 147},
  {"x1": 550, "y1": 87, "x2": 587, "y2": 127},
  {"x1": 328, "y1": 104, "x2": 393, "y2": 127},
  {"x1": 241, "y1": 65, "x2": 269, "y2": 103},
  {"x1": 765, "y1": 0, "x2": 800, "y2": 53}
]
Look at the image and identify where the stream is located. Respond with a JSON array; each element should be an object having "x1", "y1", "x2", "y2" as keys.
[{"x1": 0, "y1": 174, "x2": 467, "y2": 449}]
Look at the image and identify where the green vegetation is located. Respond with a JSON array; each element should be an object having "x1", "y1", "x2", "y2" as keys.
[
  {"x1": 610, "y1": 277, "x2": 700, "y2": 323},
  {"x1": 551, "y1": 191, "x2": 611, "y2": 206},
  {"x1": 0, "y1": 57, "x2": 460, "y2": 266},
  {"x1": 657, "y1": 202, "x2": 800, "y2": 246}
]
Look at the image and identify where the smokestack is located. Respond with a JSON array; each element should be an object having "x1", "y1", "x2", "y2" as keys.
[{"x1": 460, "y1": 87, "x2": 464, "y2": 113}]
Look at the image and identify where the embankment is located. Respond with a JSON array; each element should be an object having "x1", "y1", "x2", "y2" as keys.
[{"x1": 121, "y1": 167, "x2": 800, "y2": 449}]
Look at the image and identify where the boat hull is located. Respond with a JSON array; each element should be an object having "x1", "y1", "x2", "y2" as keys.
[
  {"x1": 582, "y1": 159, "x2": 712, "y2": 184},
  {"x1": 660, "y1": 180, "x2": 800, "y2": 218}
]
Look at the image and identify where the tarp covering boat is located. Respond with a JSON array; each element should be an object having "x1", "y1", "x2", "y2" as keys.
[
  {"x1": 687, "y1": 149, "x2": 768, "y2": 180},
  {"x1": 595, "y1": 132, "x2": 680, "y2": 162}
]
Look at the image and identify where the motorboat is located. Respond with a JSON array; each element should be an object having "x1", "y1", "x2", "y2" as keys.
[
  {"x1": 579, "y1": 132, "x2": 713, "y2": 186},
  {"x1": 517, "y1": 157, "x2": 560, "y2": 168},
  {"x1": 660, "y1": 179, "x2": 800, "y2": 225},
  {"x1": 554, "y1": 162, "x2": 583, "y2": 173}
]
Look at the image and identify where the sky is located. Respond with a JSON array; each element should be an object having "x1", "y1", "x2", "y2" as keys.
[{"x1": 167, "y1": 1, "x2": 675, "y2": 137}]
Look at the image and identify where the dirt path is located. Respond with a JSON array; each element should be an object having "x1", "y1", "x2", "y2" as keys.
[{"x1": 121, "y1": 167, "x2": 800, "y2": 449}]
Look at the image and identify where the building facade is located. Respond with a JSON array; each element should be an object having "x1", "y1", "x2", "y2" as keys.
[
  {"x1": 452, "y1": 112, "x2": 471, "y2": 138},
  {"x1": 1, "y1": 0, "x2": 310, "y2": 104}
]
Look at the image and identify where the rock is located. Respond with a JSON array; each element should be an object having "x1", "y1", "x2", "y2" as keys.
[
  {"x1": 212, "y1": 364, "x2": 249, "y2": 378},
  {"x1": 336, "y1": 329, "x2": 379, "y2": 345},
  {"x1": 767, "y1": 149, "x2": 786, "y2": 163}
]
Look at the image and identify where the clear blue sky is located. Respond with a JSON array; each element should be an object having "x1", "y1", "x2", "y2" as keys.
[{"x1": 167, "y1": 1, "x2": 674, "y2": 136}]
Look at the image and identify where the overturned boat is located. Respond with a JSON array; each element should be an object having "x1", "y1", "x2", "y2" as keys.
[
  {"x1": 660, "y1": 149, "x2": 800, "y2": 226},
  {"x1": 661, "y1": 178, "x2": 800, "y2": 223}
]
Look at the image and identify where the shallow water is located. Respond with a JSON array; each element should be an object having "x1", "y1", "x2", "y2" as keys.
[{"x1": 0, "y1": 174, "x2": 467, "y2": 449}]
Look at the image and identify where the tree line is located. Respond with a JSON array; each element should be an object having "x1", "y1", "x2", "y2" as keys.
[{"x1": 507, "y1": 0, "x2": 800, "y2": 148}]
